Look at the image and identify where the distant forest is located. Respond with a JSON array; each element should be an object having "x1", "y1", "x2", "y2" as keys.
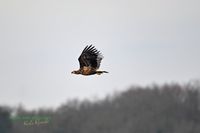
[{"x1": 1, "y1": 81, "x2": 200, "y2": 133}]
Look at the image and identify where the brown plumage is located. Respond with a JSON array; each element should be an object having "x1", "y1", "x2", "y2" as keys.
[{"x1": 71, "y1": 45, "x2": 108, "y2": 76}]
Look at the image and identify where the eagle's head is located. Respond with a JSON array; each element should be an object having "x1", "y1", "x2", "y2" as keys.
[{"x1": 71, "y1": 70, "x2": 81, "y2": 74}]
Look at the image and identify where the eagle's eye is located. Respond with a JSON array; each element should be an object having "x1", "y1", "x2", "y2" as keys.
[{"x1": 71, "y1": 71, "x2": 75, "y2": 74}]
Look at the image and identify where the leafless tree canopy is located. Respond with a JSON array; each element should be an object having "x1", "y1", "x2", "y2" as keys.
[{"x1": 1, "y1": 82, "x2": 200, "y2": 133}]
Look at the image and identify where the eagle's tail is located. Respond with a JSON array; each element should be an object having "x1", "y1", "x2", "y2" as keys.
[
  {"x1": 102, "y1": 71, "x2": 109, "y2": 73},
  {"x1": 96, "y1": 71, "x2": 109, "y2": 75}
]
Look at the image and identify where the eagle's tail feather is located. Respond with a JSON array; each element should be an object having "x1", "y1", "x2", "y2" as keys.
[
  {"x1": 102, "y1": 71, "x2": 108, "y2": 73},
  {"x1": 96, "y1": 71, "x2": 109, "y2": 75}
]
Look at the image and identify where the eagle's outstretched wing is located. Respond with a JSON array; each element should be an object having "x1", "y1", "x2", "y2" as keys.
[{"x1": 78, "y1": 45, "x2": 103, "y2": 69}]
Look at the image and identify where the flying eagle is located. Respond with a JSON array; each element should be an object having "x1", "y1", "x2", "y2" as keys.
[{"x1": 71, "y1": 45, "x2": 108, "y2": 76}]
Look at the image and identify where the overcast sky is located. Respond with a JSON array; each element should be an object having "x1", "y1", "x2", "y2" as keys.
[{"x1": 0, "y1": 0, "x2": 200, "y2": 109}]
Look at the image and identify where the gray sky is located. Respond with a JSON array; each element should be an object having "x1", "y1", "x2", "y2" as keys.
[{"x1": 0, "y1": 0, "x2": 200, "y2": 109}]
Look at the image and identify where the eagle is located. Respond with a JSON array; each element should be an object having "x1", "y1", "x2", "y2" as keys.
[{"x1": 71, "y1": 45, "x2": 108, "y2": 76}]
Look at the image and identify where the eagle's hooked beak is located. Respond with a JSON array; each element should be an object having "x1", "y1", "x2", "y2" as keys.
[{"x1": 71, "y1": 71, "x2": 75, "y2": 74}]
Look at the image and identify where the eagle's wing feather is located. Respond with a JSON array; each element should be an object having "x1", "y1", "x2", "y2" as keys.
[{"x1": 78, "y1": 45, "x2": 103, "y2": 69}]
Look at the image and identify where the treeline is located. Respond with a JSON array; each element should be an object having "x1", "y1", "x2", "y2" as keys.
[{"x1": 1, "y1": 82, "x2": 200, "y2": 133}]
